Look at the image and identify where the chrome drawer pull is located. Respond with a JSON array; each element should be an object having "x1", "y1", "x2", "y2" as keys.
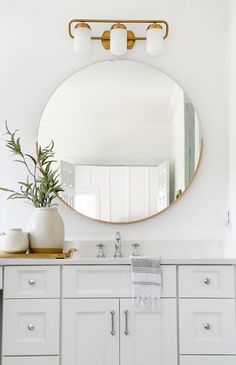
[
  {"x1": 203, "y1": 278, "x2": 210, "y2": 285},
  {"x1": 28, "y1": 279, "x2": 36, "y2": 286},
  {"x1": 110, "y1": 311, "x2": 115, "y2": 336},
  {"x1": 124, "y1": 310, "x2": 129, "y2": 335},
  {"x1": 203, "y1": 323, "x2": 211, "y2": 330},
  {"x1": 27, "y1": 324, "x2": 35, "y2": 331}
]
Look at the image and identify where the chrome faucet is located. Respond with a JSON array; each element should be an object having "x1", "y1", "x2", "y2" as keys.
[{"x1": 114, "y1": 232, "x2": 122, "y2": 258}]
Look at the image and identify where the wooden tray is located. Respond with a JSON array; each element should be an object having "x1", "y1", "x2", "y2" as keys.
[{"x1": 0, "y1": 248, "x2": 76, "y2": 259}]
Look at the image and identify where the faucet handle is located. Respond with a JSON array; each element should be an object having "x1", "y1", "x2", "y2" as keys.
[
  {"x1": 96, "y1": 243, "x2": 105, "y2": 258},
  {"x1": 132, "y1": 243, "x2": 140, "y2": 256},
  {"x1": 115, "y1": 232, "x2": 121, "y2": 241}
]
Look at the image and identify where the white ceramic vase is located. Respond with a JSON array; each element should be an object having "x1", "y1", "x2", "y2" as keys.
[
  {"x1": 28, "y1": 208, "x2": 65, "y2": 253},
  {"x1": 0, "y1": 228, "x2": 29, "y2": 253}
]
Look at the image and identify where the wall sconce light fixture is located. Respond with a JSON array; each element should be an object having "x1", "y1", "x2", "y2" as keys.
[{"x1": 68, "y1": 19, "x2": 169, "y2": 56}]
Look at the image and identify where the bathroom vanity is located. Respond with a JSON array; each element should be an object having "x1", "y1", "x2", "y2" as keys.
[{"x1": 0, "y1": 257, "x2": 236, "y2": 365}]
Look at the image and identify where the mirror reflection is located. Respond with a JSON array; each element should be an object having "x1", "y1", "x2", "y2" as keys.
[{"x1": 38, "y1": 60, "x2": 202, "y2": 223}]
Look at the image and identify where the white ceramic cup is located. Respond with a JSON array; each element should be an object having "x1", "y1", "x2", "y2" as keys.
[{"x1": 0, "y1": 228, "x2": 29, "y2": 253}]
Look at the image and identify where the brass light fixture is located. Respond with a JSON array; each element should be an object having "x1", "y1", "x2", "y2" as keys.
[{"x1": 68, "y1": 19, "x2": 169, "y2": 56}]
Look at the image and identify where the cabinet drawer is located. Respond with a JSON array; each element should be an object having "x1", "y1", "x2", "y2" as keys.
[
  {"x1": 180, "y1": 356, "x2": 236, "y2": 365},
  {"x1": 179, "y1": 299, "x2": 236, "y2": 354},
  {"x1": 63, "y1": 265, "x2": 176, "y2": 298},
  {"x1": 2, "y1": 299, "x2": 60, "y2": 356},
  {"x1": 4, "y1": 266, "x2": 60, "y2": 298},
  {"x1": 2, "y1": 357, "x2": 59, "y2": 365},
  {"x1": 179, "y1": 266, "x2": 235, "y2": 298}
]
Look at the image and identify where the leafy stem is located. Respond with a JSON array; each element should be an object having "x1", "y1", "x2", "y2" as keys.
[{"x1": 0, "y1": 121, "x2": 64, "y2": 208}]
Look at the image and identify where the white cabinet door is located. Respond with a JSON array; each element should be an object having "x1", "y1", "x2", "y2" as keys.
[
  {"x1": 120, "y1": 299, "x2": 177, "y2": 365},
  {"x1": 60, "y1": 160, "x2": 75, "y2": 207},
  {"x1": 157, "y1": 160, "x2": 169, "y2": 211},
  {"x1": 62, "y1": 299, "x2": 119, "y2": 365}
]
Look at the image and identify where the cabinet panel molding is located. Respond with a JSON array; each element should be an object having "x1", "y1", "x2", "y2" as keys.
[
  {"x1": 180, "y1": 356, "x2": 236, "y2": 365},
  {"x1": 63, "y1": 265, "x2": 176, "y2": 298},
  {"x1": 2, "y1": 357, "x2": 59, "y2": 365},
  {"x1": 120, "y1": 298, "x2": 177, "y2": 365},
  {"x1": 179, "y1": 266, "x2": 235, "y2": 298},
  {"x1": 4, "y1": 266, "x2": 60, "y2": 298},
  {"x1": 179, "y1": 299, "x2": 236, "y2": 354},
  {"x1": 62, "y1": 298, "x2": 119, "y2": 365},
  {"x1": 2, "y1": 299, "x2": 60, "y2": 356}
]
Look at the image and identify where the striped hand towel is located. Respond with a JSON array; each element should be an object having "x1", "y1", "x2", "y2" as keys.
[{"x1": 131, "y1": 256, "x2": 162, "y2": 311}]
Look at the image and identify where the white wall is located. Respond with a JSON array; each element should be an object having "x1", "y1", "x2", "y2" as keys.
[
  {"x1": 227, "y1": 0, "x2": 236, "y2": 243},
  {"x1": 0, "y1": 0, "x2": 229, "y2": 241}
]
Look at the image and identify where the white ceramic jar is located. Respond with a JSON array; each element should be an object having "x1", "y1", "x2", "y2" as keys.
[
  {"x1": 28, "y1": 208, "x2": 65, "y2": 253},
  {"x1": 0, "y1": 228, "x2": 29, "y2": 253}
]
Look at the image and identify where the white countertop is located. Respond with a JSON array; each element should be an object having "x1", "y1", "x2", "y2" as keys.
[
  {"x1": 1, "y1": 256, "x2": 236, "y2": 265},
  {"x1": 0, "y1": 239, "x2": 235, "y2": 265}
]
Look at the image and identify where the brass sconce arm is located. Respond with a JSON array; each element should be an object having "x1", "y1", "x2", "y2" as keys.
[{"x1": 68, "y1": 18, "x2": 169, "y2": 41}]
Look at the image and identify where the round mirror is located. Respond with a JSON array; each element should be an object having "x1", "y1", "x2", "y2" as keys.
[{"x1": 38, "y1": 60, "x2": 202, "y2": 223}]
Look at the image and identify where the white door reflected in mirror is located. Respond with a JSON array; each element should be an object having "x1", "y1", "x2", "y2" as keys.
[{"x1": 38, "y1": 60, "x2": 202, "y2": 223}]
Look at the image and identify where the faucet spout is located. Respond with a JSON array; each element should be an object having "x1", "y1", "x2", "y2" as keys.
[{"x1": 114, "y1": 231, "x2": 122, "y2": 258}]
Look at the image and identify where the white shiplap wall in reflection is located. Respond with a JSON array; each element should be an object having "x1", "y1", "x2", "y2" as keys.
[{"x1": 74, "y1": 164, "x2": 169, "y2": 222}]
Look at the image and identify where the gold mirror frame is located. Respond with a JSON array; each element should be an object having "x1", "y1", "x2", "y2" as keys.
[{"x1": 38, "y1": 61, "x2": 204, "y2": 225}]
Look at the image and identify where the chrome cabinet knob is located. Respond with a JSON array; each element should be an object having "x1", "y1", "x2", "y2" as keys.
[
  {"x1": 28, "y1": 279, "x2": 36, "y2": 286},
  {"x1": 203, "y1": 278, "x2": 210, "y2": 285},
  {"x1": 203, "y1": 323, "x2": 211, "y2": 330},
  {"x1": 28, "y1": 324, "x2": 35, "y2": 331}
]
